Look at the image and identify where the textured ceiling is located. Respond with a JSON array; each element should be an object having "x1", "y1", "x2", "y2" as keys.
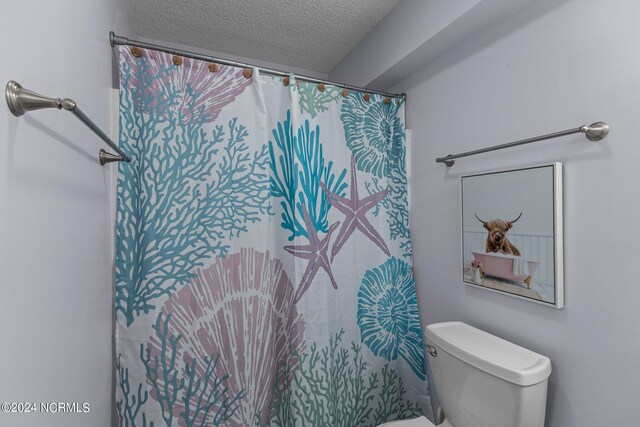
[{"x1": 131, "y1": 0, "x2": 400, "y2": 73}]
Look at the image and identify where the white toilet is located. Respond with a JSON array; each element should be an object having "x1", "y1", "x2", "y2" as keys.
[{"x1": 381, "y1": 321, "x2": 551, "y2": 427}]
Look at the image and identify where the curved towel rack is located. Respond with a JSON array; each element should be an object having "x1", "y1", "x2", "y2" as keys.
[
  {"x1": 5, "y1": 80, "x2": 130, "y2": 165},
  {"x1": 435, "y1": 122, "x2": 609, "y2": 167}
]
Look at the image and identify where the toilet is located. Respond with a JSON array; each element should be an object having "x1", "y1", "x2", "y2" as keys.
[{"x1": 381, "y1": 321, "x2": 551, "y2": 427}]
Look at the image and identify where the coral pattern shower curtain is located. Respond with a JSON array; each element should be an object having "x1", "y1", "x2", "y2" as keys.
[{"x1": 115, "y1": 45, "x2": 431, "y2": 426}]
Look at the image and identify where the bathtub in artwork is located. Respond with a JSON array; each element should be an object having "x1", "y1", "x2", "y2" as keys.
[{"x1": 471, "y1": 251, "x2": 541, "y2": 288}]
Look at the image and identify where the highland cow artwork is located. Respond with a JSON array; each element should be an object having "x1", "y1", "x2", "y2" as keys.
[{"x1": 461, "y1": 164, "x2": 564, "y2": 308}]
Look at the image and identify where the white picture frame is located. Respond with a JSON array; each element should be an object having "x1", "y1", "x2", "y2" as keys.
[{"x1": 461, "y1": 163, "x2": 564, "y2": 308}]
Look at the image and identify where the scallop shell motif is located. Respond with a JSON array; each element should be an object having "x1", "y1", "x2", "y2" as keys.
[
  {"x1": 357, "y1": 257, "x2": 425, "y2": 380},
  {"x1": 151, "y1": 248, "x2": 305, "y2": 426},
  {"x1": 119, "y1": 45, "x2": 251, "y2": 124},
  {"x1": 341, "y1": 94, "x2": 404, "y2": 178}
]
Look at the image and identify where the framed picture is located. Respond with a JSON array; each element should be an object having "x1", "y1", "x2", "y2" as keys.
[{"x1": 461, "y1": 163, "x2": 564, "y2": 308}]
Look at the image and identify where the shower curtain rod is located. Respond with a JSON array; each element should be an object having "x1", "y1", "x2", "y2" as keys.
[
  {"x1": 435, "y1": 122, "x2": 610, "y2": 167},
  {"x1": 110, "y1": 31, "x2": 407, "y2": 100}
]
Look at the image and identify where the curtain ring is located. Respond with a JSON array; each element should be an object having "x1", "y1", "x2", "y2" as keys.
[
  {"x1": 130, "y1": 46, "x2": 143, "y2": 58},
  {"x1": 170, "y1": 48, "x2": 182, "y2": 66},
  {"x1": 341, "y1": 84, "x2": 349, "y2": 97},
  {"x1": 208, "y1": 62, "x2": 219, "y2": 73},
  {"x1": 363, "y1": 92, "x2": 370, "y2": 102},
  {"x1": 317, "y1": 83, "x2": 326, "y2": 92}
]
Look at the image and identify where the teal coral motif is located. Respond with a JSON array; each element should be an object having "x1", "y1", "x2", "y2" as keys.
[
  {"x1": 116, "y1": 49, "x2": 272, "y2": 326},
  {"x1": 268, "y1": 109, "x2": 347, "y2": 240},
  {"x1": 357, "y1": 258, "x2": 425, "y2": 380},
  {"x1": 297, "y1": 81, "x2": 342, "y2": 118},
  {"x1": 365, "y1": 142, "x2": 412, "y2": 258},
  {"x1": 341, "y1": 94, "x2": 404, "y2": 178},
  {"x1": 116, "y1": 354, "x2": 155, "y2": 427},
  {"x1": 116, "y1": 114, "x2": 271, "y2": 326},
  {"x1": 261, "y1": 329, "x2": 424, "y2": 426}
]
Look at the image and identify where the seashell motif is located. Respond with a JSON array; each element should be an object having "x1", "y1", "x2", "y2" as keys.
[
  {"x1": 149, "y1": 248, "x2": 305, "y2": 426},
  {"x1": 208, "y1": 62, "x2": 219, "y2": 73},
  {"x1": 243, "y1": 68, "x2": 253, "y2": 79},
  {"x1": 341, "y1": 92, "x2": 404, "y2": 178},
  {"x1": 357, "y1": 257, "x2": 425, "y2": 380},
  {"x1": 120, "y1": 46, "x2": 251, "y2": 124},
  {"x1": 172, "y1": 55, "x2": 183, "y2": 66}
]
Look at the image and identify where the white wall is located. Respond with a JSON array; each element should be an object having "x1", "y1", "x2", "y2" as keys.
[
  {"x1": 330, "y1": 0, "x2": 482, "y2": 87},
  {"x1": 0, "y1": 1, "x2": 134, "y2": 426},
  {"x1": 388, "y1": 0, "x2": 640, "y2": 425},
  {"x1": 329, "y1": 0, "x2": 533, "y2": 91}
]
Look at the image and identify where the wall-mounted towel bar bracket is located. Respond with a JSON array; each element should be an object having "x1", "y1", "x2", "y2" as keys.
[
  {"x1": 435, "y1": 122, "x2": 609, "y2": 167},
  {"x1": 5, "y1": 80, "x2": 131, "y2": 165}
]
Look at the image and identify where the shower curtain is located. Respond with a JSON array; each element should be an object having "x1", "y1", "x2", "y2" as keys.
[{"x1": 115, "y1": 45, "x2": 431, "y2": 427}]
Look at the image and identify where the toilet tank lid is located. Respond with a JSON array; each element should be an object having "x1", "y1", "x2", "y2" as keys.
[{"x1": 425, "y1": 322, "x2": 551, "y2": 386}]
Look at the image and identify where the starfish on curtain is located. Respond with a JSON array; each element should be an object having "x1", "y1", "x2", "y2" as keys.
[
  {"x1": 285, "y1": 204, "x2": 340, "y2": 303},
  {"x1": 320, "y1": 156, "x2": 390, "y2": 261}
]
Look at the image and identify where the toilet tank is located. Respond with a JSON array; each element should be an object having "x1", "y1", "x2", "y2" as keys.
[{"x1": 425, "y1": 322, "x2": 551, "y2": 427}]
